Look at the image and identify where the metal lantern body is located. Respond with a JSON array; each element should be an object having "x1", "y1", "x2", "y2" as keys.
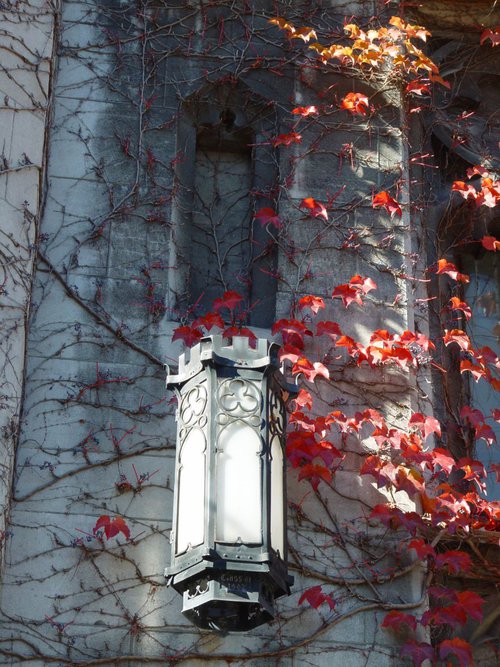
[{"x1": 165, "y1": 335, "x2": 295, "y2": 632}]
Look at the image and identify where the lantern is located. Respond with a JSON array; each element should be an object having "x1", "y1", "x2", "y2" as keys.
[{"x1": 165, "y1": 335, "x2": 295, "y2": 632}]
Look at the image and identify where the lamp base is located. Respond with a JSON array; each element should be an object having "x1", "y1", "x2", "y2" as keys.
[{"x1": 182, "y1": 572, "x2": 276, "y2": 632}]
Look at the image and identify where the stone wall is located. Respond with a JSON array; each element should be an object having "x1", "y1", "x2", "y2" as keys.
[
  {"x1": 0, "y1": 1, "x2": 438, "y2": 665},
  {"x1": 0, "y1": 0, "x2": 57, "y2": 569}
]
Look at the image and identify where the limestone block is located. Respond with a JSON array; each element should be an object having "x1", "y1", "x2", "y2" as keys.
[
  {"x1": 1, "y1": 512, "x2": 170, "y2": 619},
  {"x1": 54, "y1": 55, "x2": 115, "y2": 103},
  {"x1": 13, "y1": 450, "x2": 174, "y2": 520}
]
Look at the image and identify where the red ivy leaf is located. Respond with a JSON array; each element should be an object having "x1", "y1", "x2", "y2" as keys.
[
  {"x1": 443, "y1": 329, "x2": 471, "y2": 351},
  {"x1": 316, "y1": 440, "x2": 343, "y2": 466},
  {"x1": 212, "y1": 290, "x2": 244, "y2": 312},
  {"x1": 332, "y1": 284, "x2": 362, "y2": 308},
  {"x1": 272, "y1": 318, "x2": 312, "y2": 348},
  {"x1": 298, "y1": 294, "x2": 325, "y2": 314},
  {"x1": 172, "y1": 325, "x2": 203, "y2": 347},
  {"x1": 436, "y1": 259, "x2": 470, "y2": 283},
  {"x1": 455, "y1": 590, "x2": 485, "y2": 621},
  {"x1": 278, "y1": 343, "x2": 302, "y2": 364},
  {"x1": 192, "y1": 311, "x2": 225, "y2": 331},
  {"x1": 340, "y1": 92, "x2": 370, "y2": 115},
  {"x1": 409, "y1": 413, "x2": 441, "y2": 440},
  {"x1": 431, "y1": 448, "x2": 456, "y2": 474},
  {"x1": 293, "y1": 388, "x2": 313, "y2": 410},
  {"x1": 286, "y1": 431, "x2": 316, "y2": 467},
  {"x1": 421, "y1": 604, "x2": 467, "y2": 629},
  {"x1": 460, "y1": 405, "x2": 485, "y2": 426},
  {"x1": 332, "y1": 275, "x2": 376, "y2": 307},
  {"x1": 474, "y1": 422, "x2": 496, "y2": 446},
  {"x1": 254, "y1": 207, "x2": 282, "y2": 229},
  {"x1": 351, "y1": 275, "x2": 377, "y2": 294},
  {"x1": 298, "y1": 463, "x2": 332, "y2": 490},
  {"x1": 407, "y1": 538, "x2": 435, "y2": 560},
  {"x1": 460, "y1": 359, "x2": 487, "y2": 382},
  {"x1": 435, "y1": 550, "x2": 472, "y2": 574},
  {"x1": 481, "y1": 235, "x2": 500, "y2": 251},
  {"x1": 292, "y1": 357, "x2": 329, "y2": 382},
  {"x1": 271, "y1": 131, "x2": 302, "y2": 147},
  {"x1": 372, "y1": 191, "x2": 402, "y2": 218},
  {"x1": 452, "y1": 180, "x2": 478, "y2": 200},
  {"x1": 492, "y1": 463, "x2": 500, "y2": 482},
  {"x1": 449, "y1": 296, "x2": 472, "y2": 320},
  {"x1": 405, "y1": 79, "x2": 431, "y2": 96},
  {"x1": 298, "y1": 585, "x2": 335, "y2": 610},
  {"x1": 300, "y1": 197, "x2": 328, "y2": 220},
  {"x1": 400, "y1": 641, "x2": 435, "y2": 667},
  {"x1": 381, "y1": 610, "x2": 417, "y2": 633},
  {"x1": 292, "y1": 105, "x2": 318, "y2": 116},
  {"x1": 222, "y1": 326, "x2": 257, "y2": 348},
  {"x1": 316, "y1": 320, "x2": 343, "y2": 339},
  {"x1": 480, "y1": 28, "x2": 500, "y2": 47},
  {"x1": 94, "y1": 515, "x2": 130, "y2": 540},
  {"x1": 439, "y1": 638, "x2": 473, "y2": 667},
  {"x1": 369, "y1": 504, "x2": 424, "y2": 534}
]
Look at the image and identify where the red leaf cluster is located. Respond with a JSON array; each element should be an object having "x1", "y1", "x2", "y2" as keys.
[
  {"x1": 332, "y1": 275, "x2": 377, "y2": 307},
  {"x1": 452, "y1": 167, "x2": 500, "y2": 208}
]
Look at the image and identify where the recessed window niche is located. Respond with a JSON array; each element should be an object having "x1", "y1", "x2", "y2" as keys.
[{"x1": 168, "y1": 83, "x2": 279, "y2": 328}]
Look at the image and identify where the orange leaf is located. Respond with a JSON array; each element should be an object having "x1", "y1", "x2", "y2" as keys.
[
  {"x1": 292, "y1": 105, "x2": 318, "y2": 116},
  {"x1": 292, "y1": 26, "x2": 317, "y2": 43},
  {"x1": 372, "y1": 191, "x2": 402, "y2": 218},
  {"x1": 300, "y1": 197, "x2": 328, "y2": 220},
  {"x1": 271, "y1": 132, "x2": 302, "y2": 147},
  {"x1": 443, "y1": 329, "x2": 471, "y2": 351},
  {"x1": 448, "y1": 297, "x2": 472, "y2": 320},
  {"x1": 340, "y1": 92, "x2": 369, "y2": 116},
  {"x1": 460, "y1": 359, "x2": 487, "y2": 382},
  {"x1": 436, "y1": 259, "x2": 469, "y2": 283}
]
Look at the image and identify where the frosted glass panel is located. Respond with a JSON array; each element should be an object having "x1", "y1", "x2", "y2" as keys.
[
  {"x1": 270, "y1": 435, "x2": 285, "y2": 556},
  {"x1": 216, "y1": 422, "x2": 262, "y2": 543},
  {"x1": 176, "y1": 428, "x2": 206, "y2": 554}
]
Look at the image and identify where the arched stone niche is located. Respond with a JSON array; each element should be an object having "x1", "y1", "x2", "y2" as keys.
[{"x1": 167, "y1": 81, "x2": 280, "y2": 328}]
